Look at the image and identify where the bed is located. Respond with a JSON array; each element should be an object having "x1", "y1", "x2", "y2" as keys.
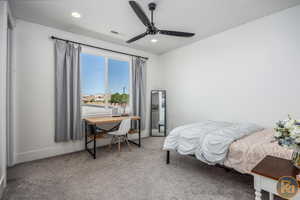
[{"x1": 163, "y1": 121, "x2": 293, "y2": 174}]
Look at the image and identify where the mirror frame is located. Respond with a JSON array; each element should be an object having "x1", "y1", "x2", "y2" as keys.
[{"x1": 150, "y1": 90, "x2": 167, "y2": 137}]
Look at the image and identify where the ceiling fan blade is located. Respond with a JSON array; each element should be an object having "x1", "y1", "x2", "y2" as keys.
[
  {"x1": 129, "y1": 1, "x2": 151, "y2": 27},
  {"x1": 126, "y1": 32, "x2": 148, "y2": 43},
  {"x1": 159, "y1": 30, "x2": 195, "y2": 37}
]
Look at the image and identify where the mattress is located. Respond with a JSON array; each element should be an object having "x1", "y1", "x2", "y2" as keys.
[
  {"x1": 224, "y1": 129, "x2": 293, "y2": 174},
  {"x1": 164, "y1": 122, "x2": 293, "y2": 174}
]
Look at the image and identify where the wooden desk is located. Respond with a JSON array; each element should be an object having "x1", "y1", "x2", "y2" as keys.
[
  {"x1": 84, "y1": 116, "x2": 141, "y2": 159},
  {"x1": 252, "y1": 156, "x2": 300, "y2": 200},
  {"x1": 85, "y1": 116, "x2": 141, "y2": 125}
]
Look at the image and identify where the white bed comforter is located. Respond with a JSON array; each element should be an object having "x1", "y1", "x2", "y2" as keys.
[{"x1": 163, "y1": 121, "x2": 263, "y2": 165}]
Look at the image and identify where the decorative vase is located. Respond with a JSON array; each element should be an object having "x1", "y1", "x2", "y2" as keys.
[{"x1": 292, "y1": 151, "x2": 300, "y2": 169}]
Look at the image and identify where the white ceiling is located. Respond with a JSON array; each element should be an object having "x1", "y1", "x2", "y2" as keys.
[{"x1": 9, "y1": 0, "x2": 300, "y2": 54}]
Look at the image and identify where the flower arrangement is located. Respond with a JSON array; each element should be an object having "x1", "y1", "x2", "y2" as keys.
[
  {"x1": 274, "y1": 115, "x2": 300, "y2": 151},
  {"x1": 274, "y1": 115, "x2": 300, "y2": 168}
]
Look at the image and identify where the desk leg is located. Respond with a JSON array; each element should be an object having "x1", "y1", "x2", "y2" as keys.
[
  {"x1": 138, "y1": 119, "x2": 141, "y2": 147},
  {"x1": 85, "y1": 120, "x2": 88, "y2": 150},
  {"x1": 158, "y1": 124, "x2": 161, "y2": 133},
  {"x1": 85, "y1": 124, "x2": 96, "y2": 159},
  {"x1": 128, "y1": 119, "x2": 141, "y2": 147},
  {"x1": 93, "y1": 125, "x2": 96, "y2": 159}
]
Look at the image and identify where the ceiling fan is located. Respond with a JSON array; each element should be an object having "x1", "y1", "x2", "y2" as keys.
[{"x1": 127, "y1": 1, "x2": 195, "y2": 43}]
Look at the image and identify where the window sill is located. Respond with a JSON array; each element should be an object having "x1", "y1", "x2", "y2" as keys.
[
  {"x1": 81, "y1": 104, "x2": 113, "y2": 108},
  {"x1": 81, "y1": 113, "x2": 112, "y2": 119},
  {"x1": 81, "y1": 104, "x2": 112, "y2": 118}
]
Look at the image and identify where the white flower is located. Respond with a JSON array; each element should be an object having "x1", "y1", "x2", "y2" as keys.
[
  {"x1": 291, "y1": 126, "x2": 300, "y2": 138},
  {"x1": 285, "y1": 119, "x2": 295, "y2": 130},
  {"x1": 274, "y1": 131, "x2": 282, "y2": 137},
  {"x1": 295, "y1": 137, "x2": 300, "y2": 144},
  {"x1": 290, "y1": 132, "x2": 297, "y2": 138},
  {"x1": 274, "y1": 116, "x2": 300, "y2": 151}
]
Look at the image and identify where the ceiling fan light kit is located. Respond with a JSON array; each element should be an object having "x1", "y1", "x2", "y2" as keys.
[
  {"x1": 71, "y1": 12, "x2": 81, "y2": 18},
  {"x1": 127, "y1": 1, "x2": 195, "y2": 43},
  {"x1": 151, "y1": 38, "x2": 158, "y2": 43}
]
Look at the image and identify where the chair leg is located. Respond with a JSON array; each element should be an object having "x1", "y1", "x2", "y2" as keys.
[
  {"x1": 109, "y1": 135, "x2": 114, "y2": 151},
  {"x1": 125, "y1": 134, "x2": 131, "y2": 151},
  {"x1": 118, "y1": 136, "x2": 121, "y2": 154}
]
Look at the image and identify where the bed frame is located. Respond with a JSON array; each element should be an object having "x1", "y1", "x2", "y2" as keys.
[
  {"x1": 166, "y1": 150, "x2": 170, "y2": 164},
  {"x1": 165, "y1": 150, "x2": 232, "y2": 172}
]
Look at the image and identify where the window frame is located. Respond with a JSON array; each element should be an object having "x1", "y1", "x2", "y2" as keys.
[{"x1": 80, "y1": 46, "x2": 132, "y2": 116}]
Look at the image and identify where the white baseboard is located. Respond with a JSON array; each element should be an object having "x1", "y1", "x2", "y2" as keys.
[
  {"x1": 15, "y1": 132, "x2": 148, "y2": 164},
  {"x1": 0, "y1": 175, "x2": 5, "y2": 199},
  {"x1": 15, "y1": 142, "x2": 84, "y2": 164}
]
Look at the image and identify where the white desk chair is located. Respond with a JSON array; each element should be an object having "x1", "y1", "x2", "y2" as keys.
[{"x1": 108, "y1": 119, "x2": 131, "y2": 153}]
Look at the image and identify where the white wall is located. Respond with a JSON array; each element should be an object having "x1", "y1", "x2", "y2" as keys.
[
  {"x1": 0, "y1": 0, "x2": 14, "y2": 196},
  {"x1": 14, "y1": 20, "x2": 162, "y2": 164},
  {"x1": 0, "y1": 1, "x2": 8, "y2": 196},
  {"x1": 159, "y1": 5, "x2": 300, "y2": 129},
  {"x1": 0, "y1": 0, "x2": 11, "y2": 196}
]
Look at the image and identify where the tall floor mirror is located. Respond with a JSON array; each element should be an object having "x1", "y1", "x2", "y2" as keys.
[{"x1": 150, "y1": 90, "x2": 167, "y2": 137}]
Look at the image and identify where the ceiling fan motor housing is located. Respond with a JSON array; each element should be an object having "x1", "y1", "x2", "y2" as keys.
[
  {"x1": 148, "y1": 26, "x2": 158, "y2": 35},
  {"x1": 148, "y1": 3, "x2": 156, "y2": 11}
]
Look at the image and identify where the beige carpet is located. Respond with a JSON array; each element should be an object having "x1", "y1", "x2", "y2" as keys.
[{"x1": 3, "y1": 137, "x2": 280, "y2": 200}]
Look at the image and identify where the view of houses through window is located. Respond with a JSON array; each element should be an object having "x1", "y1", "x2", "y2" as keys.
[{"x1": 81, "y1": 52, "x2": 130, "y2": 115}]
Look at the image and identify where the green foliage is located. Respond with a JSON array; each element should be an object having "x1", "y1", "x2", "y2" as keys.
[{"x1": 110, "y1": 93, "x2": 129, "y2": 104}]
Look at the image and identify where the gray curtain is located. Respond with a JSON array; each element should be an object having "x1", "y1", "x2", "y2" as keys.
[
  {"x1": 54, "y1": 40, "x2": 82, "y2": 142},
  {"x1": 132, "y1": 57, "x2": 147, "y2": 130}
]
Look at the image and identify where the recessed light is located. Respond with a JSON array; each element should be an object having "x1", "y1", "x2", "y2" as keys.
[
  {"x1": 71, "y1": 12, "x2": 81, "y2": 18},
  {"x1": 151, "y1": 38, "x2": 158, "y2": 43}
]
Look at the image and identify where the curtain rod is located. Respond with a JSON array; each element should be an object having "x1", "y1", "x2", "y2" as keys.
[{"x1": 50, "y1": 36, "x2": 149, "y2": 60}]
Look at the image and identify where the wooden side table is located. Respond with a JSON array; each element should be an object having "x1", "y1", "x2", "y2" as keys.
[{"x1": 252, "y1": 155, "x2": 300, "y2": 200}]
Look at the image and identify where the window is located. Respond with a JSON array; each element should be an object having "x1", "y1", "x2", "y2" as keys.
[
  {"x1": 80, "y1": 49, "x2": 131, "y2": 116},
  {"x1": 81, "y1": 54, "x2": 105, "y2": 106},
  {"x1": 108, "y1": 59, "x2": 130, "y2": 113}
]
